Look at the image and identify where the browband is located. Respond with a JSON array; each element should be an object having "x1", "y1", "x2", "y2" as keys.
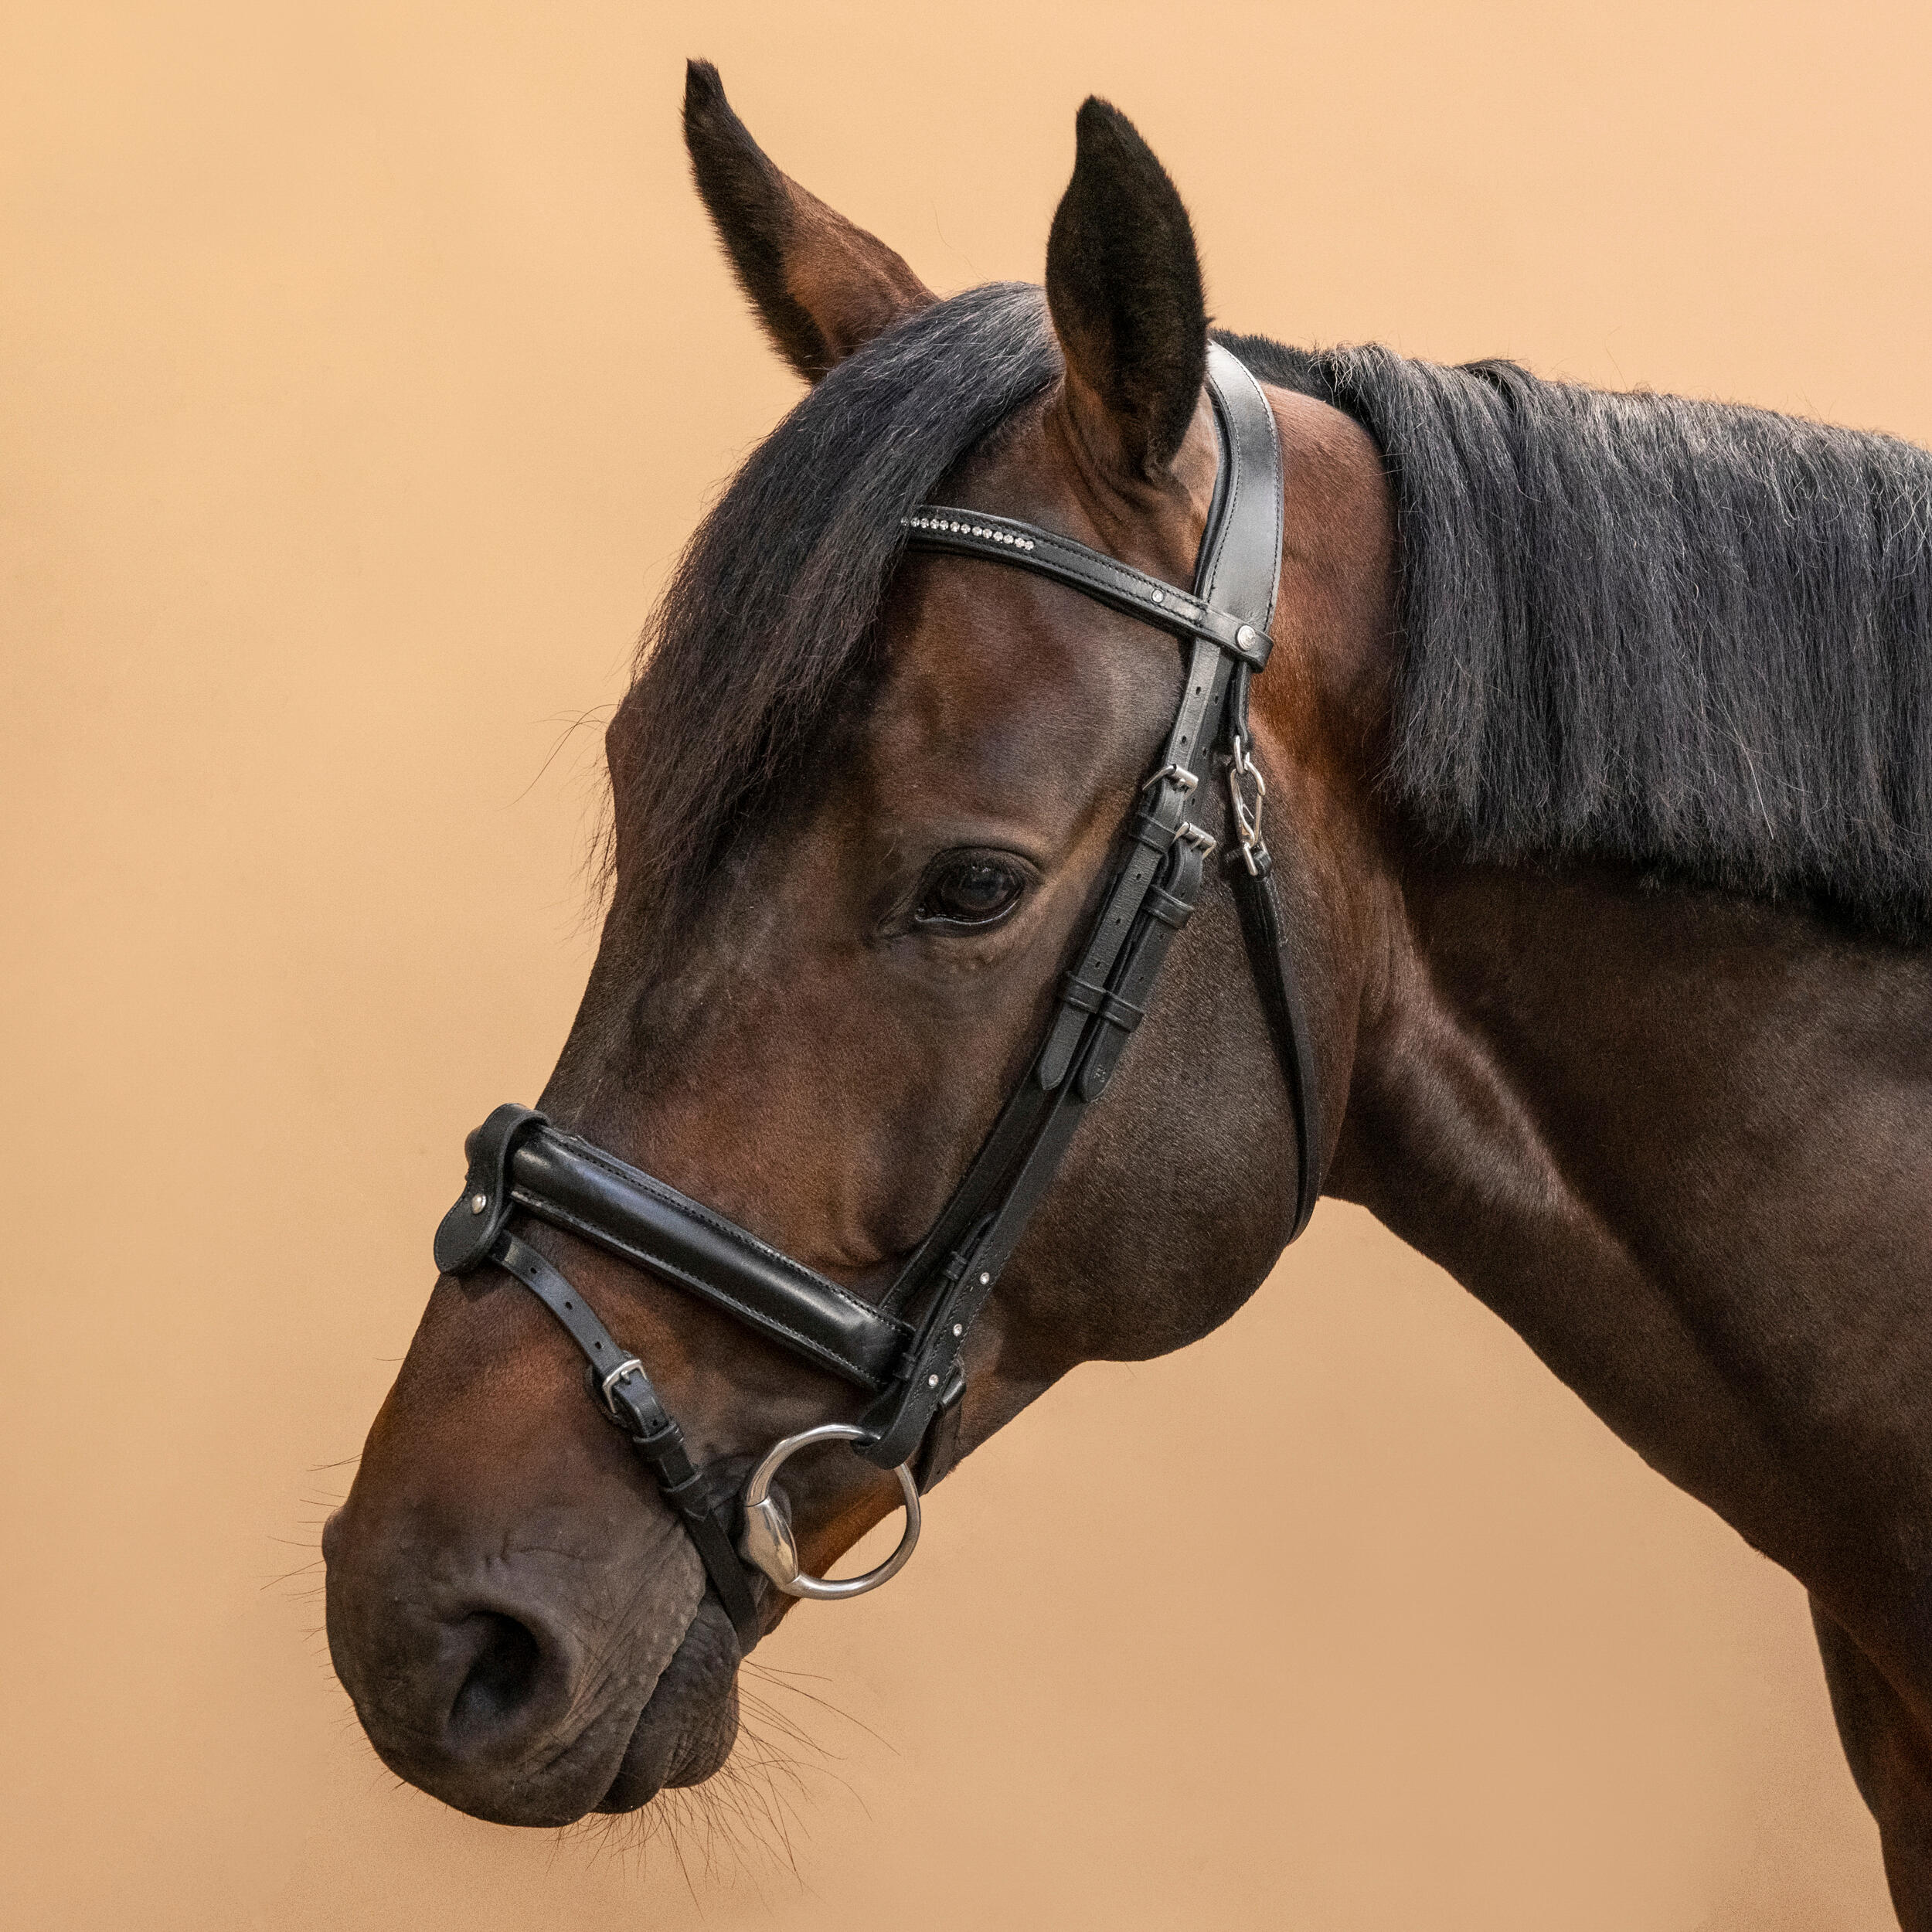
[{"x1": 901, "y1": 510, "x2": 1271, "y2": 668}]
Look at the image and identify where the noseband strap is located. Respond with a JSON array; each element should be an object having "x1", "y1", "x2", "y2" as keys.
[
  {"x1": 430, "y1": 344, "x2": 1324, "y2": 1651},
  {"x1": 437, "y1": 1104, "x2": 910, "y2": 1389},
  {"x1": 490, "y1": 1230, "x2": 764, "y2": 1645}
]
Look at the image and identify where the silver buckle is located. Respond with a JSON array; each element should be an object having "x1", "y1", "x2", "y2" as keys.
[
  {"x1": 597, "y1": 1356, "x2": 645, "y2": 1418},
  {"x1": 1142, "y1": 763, "x2": 1199, "y2": 797}
]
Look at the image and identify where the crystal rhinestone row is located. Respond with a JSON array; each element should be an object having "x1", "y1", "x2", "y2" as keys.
[{"x1": 906, "y1": 513, "x2": 1036, "y2": 552}]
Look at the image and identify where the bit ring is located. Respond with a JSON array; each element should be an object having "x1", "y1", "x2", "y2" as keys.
[{"x1": 738, "y1": 1422, "x2": 922, "y2": 1600}]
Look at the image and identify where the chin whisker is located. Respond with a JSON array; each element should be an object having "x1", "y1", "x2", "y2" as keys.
[
  {"x1": 556, "y1": 1651, "x2": 889, "y2": 1893},
  {"x1": 740, "y1": 1658, "x2": 894, "y2": 1753}
]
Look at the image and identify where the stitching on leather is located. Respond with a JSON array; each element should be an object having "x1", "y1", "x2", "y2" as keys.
[
  {"x1": 1212, "y1": 349, "x2": 1283, "y2": 624},
  {"x1": 1018, "y1": 537, "x2": 1212, "y2": 627},
  {"x1": 1264, "y1": 386, "x2": 1284, "y2": 626},
  {"x1": 931, "y1": 513, "x2": 1204, "y2": 617},
  {"x1": 1032, "y1": 532, "x2": 1197, "y2": 610},
  {"x1": 550, "y1": 1199, "x2": 906, "y2": 1362},
  {"x1": 909, "y1": 507, "x2": 1271, "y2": 663},
  {"x1": 513, "y1": 1161, "x2": 910, "y2": 1349},
  {"x1": 513, "y1": 1194, "x2": 900, "y2": 1387},
  {"x1": 504, "y1": 1230, "x2": 886, "y2": 1406},
  {"x1": 1202, "y1": 368, "x2": 1244, "y2": 609},
  {"x1": 538, "y1": 1133, "x2": 894, "y2": 1327},
  {"x1": 1197, "y1": 352, "x2": 1282, "y2": 640}
]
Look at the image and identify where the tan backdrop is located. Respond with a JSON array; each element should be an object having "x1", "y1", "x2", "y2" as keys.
[{"x1": 7, "y1": 2, "x2": 1927, "y2": 1925}]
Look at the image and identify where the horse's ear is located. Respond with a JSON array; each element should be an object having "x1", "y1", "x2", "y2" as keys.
[
  {"x1": 684, "y1": 61, "x2": 934, "y2": 383},
  {"x1": 1045, "y1": 99, "x2": 1208, "y2": 483}
]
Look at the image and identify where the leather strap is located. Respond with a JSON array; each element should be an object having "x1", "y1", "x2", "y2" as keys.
[
  {"x1": 859, "y1": 346, "x2": 1315, "y2": 1477},
  {"x1": 434, "y1": 1107, "x2": 910, "y2": 1389},
  {"x1": 1231, "y1": 859, "x2": 1322, "y2": 1240},
  {"x1": 492, "y1": 1232, "x2": 765, "y2": 1653},
  {"x1": 1222, "y1": 660, "x2": 1324, "y2": 1242},
  {"x1": 903, "y1": 511, "x2": 1270, "y2": 667},
  {"x1": 514, "y1": 1121, "x2": 908, "y2": 1388}
]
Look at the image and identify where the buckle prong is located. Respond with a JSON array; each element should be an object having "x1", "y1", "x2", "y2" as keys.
[{"x1": 1143, "y1": 764, "x2": 1199, "y2": 797}]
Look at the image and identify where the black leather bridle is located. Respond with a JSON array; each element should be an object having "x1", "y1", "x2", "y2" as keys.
[{"x1": 430, "y1": 345, "x2": 1321, "y2": 1654}]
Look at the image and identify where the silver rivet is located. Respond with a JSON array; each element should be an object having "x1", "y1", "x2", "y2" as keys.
[
  {"x1": 927, "y1": 1373, "x2": 940, "y2": 1389},
  {"x1": 978, "y1": 1272, "x2": 991, "y2": 1286},
  {"x1": 1236, "y1": 624, "x2": 1257, "y2": 648},
  {"x1": 952, "y1": 1323, "x2": 964, "y2": 1338},
  {"x1": 1151, "y1": 590, "x2": 1165, "y2": 604},
  {"x1": 469, "y1": 1192, "x2": 488, "y2": 1215}
]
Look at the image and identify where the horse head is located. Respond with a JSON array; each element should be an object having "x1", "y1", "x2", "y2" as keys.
[{"x1": 323, "y1": 62, "x2": 1395, "y2": 1828}]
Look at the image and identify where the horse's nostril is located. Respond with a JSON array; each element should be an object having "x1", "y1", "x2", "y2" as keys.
[{"x1": 448, "y1": 1612, "x2": 546, "y2": 1742}]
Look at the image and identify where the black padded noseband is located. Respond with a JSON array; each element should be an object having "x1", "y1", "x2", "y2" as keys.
[{"x1": 432, "y1": 345, "x2": 1324, "y2": 1652}]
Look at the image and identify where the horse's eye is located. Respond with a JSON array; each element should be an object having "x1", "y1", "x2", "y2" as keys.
[{"x1": 914, "y1": 855, "x2": 1028, "y2": 930}]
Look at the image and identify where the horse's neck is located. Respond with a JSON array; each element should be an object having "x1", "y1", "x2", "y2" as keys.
[{"x1": 1328, "y1": 852, "x2": 1932, "y2": 1636}]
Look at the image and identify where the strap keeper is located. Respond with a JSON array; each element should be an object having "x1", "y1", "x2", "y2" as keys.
[
  {"x1": 1058, "y1": 971, "x2": 1147, "y2": 1034},
  {"x1": 652, "y1": 1458, "x2": 709, "y2": 1508},
  {"x1": 628, "y1": 1410, "x2": 684, "y2": 1455},
  {"x1": 1145, "y1": 883, "x2": 1196, "y2": 930}
]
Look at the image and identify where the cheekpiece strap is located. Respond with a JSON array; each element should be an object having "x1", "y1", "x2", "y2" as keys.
[{"x1": 859, "y1": 345, "x2": 1318, "y2": 1480}]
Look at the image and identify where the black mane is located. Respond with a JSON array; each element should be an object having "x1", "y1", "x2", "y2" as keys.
[
  {"x1": 626, "y1": 285, "x2": 1932, "y2": 945},
  {"x1": 1223, "y1": 328, "x2": 1932, "y2": 937},
  {"x1": 614, "y1": 284, "x2": 1057, "y2": 934}
]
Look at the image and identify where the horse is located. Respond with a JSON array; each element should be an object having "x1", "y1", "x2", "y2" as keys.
[{"x1": 322, "y1": 61, "x2": 1932, "y2": 1923}]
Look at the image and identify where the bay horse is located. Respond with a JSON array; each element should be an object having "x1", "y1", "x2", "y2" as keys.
[{"x1": 324, "y1": 61, "x2": 1932, "y2": 1922}]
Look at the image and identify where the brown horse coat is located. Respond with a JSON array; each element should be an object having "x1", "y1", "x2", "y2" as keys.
[{"x1": 325, "y1": 63, "x2": 1932, "y2": 1924}]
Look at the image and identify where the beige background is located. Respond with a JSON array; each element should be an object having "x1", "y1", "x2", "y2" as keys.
[{"x1": 6, "y1": 2, "x2": 1929, "y2": 1926}]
